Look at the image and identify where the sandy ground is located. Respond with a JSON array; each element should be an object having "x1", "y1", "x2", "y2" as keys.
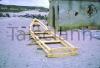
[{"x1": 0, "y1": 17, "x2": 100, "y2": 68}]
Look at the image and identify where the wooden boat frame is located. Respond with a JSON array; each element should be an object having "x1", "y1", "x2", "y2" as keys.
[{"x1": 29, "y1": 18, "x2": 78, "y2": 57}]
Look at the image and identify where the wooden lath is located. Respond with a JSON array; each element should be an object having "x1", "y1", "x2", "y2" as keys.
[{"x1": 43, "y1": 40, "x2": 60, "y2": 44}]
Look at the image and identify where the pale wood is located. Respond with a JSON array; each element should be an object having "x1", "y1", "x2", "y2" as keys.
[{"x1": 29, "y1": 18, "x2": 78, "y2": 58}]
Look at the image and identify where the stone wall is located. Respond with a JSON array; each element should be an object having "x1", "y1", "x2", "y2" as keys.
[{"x1": 48, "y1": 0, "x2": 100, "y2": 28}]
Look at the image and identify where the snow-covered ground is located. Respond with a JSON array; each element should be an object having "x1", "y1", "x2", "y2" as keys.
[
  {"x1": 2, "y1": 10, "x2": 48, "y2": 17},
  {"x1": 18, "y1": 10, "x2": 49, "y2": 16},
  {"x1": 0, "y1": 17, "x2": 100, "y2": 68}
]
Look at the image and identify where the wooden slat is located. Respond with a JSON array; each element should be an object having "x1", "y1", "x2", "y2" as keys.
[
  {"x1": 51, "y1": 47, "x2": 67, "y2": 52},
  {"x1": 44, "y1": 40, "x2": 60, "y2": 44},
  {"x1": 38, "y1": 35, "x2": 54, "y2": 38},
  {"x1": 47, "y1": 52, "x2": 77, "y2": 58},
  {"x1": 34, "y1": 32, "x2": 49, "y2": 34}
]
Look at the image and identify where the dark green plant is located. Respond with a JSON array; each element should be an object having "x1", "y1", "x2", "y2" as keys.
[
  {"x1": 6, "y1": 13, "x2": 10, "y2": 17},
  {"x1": 57, "y1": 5, "x2": 59, "y2": 19},
  {"x1": 97, "y1": 25, "x2": 100, "y2": 29},
  {"x1": 0, "y1": 13, "x2": 3, "y2": 17},
  {"x1": 52, "y1": 6, "x2": 56, "y2": 29}
]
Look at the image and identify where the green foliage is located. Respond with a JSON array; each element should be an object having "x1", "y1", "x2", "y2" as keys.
[
  {"x1": 52, "y1": 6, "x2": 56, "y2": 29},
  {"x1": 0, "y1": 13, "x2": 10, "y2": 17},
  {"x1": 96, "y1": 24, "x2": 100, "y2": 30},
  {"x1": 57, "y1": 22, "x2": 100, "y2": 31},
  {"x1": 0, "y1": 13, "x2": 3, "y2": 17},
  {"x1": 6, "y1": 13, "x2": 10, "y2": 17},
  {"x1": 0, "y1": 4, "x2": 49, "y2": 12}
]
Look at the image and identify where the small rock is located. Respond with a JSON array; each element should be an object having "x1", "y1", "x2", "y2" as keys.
[
  {"x1": 91, "y1": 54, "x2": 94, "y2": 56},
  {"x1": 88, "y1": 63, "x2": 92, "y2": 65},
  {"x1": 37, "y1": 48, "x2": 42, "y2": 50},
  {"x1": 8, "y1": 23, "x2": 12, "y2": 25},
  {"x1": 21, "y1": 26, "x2": 26, "y2": 28},
  {"x1": 26, "y1": 64, "x2": 29, "y2": 67}
]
